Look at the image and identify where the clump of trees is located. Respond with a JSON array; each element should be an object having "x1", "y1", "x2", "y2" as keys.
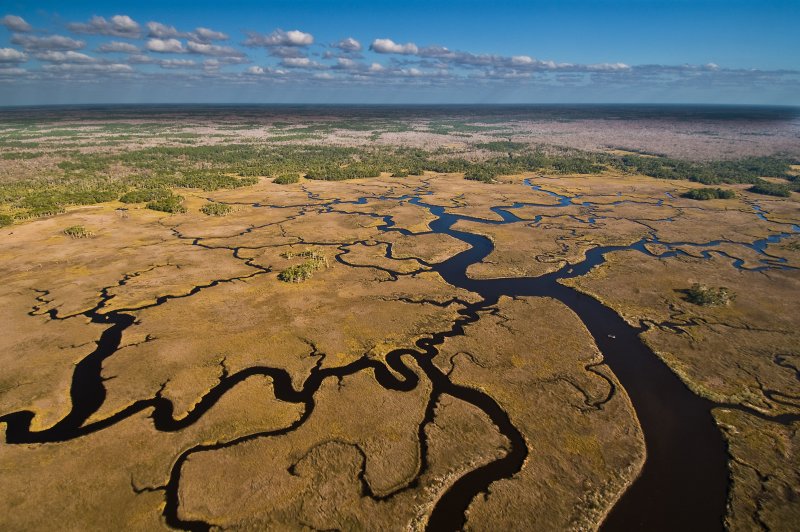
[
  {"x1": 146, "y1": 194, "x2": 186, "y2": 214},
  {"x1": 63, "y1": 225, "x2": 93, "y2": 238},
  {"x1": 200, "y1": 202, "x2": 232, "y2": 216},
  {"x1": 464, "y1": 167, "x2": 496, "y2": 183},
  {"x1": 119, "y1": 188, "x2": 171, "y2": 203},
  {"x1": 273, "y1": 173, "x2": 300, "y2": 185},
  {"x1": 681, "y1": 187, "x2": 736, "y2": 200},
  {"x1": 747, "y1": 182, "x2": 791, "y2": 197},
  {"x1": 685, "y1": 283, "x2": 735, "y2": 306},
  {"x1": 278, "y1": 249, "x2": 329, "y2": 283}
]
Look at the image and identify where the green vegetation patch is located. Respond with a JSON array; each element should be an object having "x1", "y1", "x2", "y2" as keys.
[
  {"x1": 273, "y1": 173, "x2": 300, "y2": 185},
  {"x1": 747, "y1": 182, "x2": 791, "y2": 197},
  {"x1": 2, "y1": 152, "x2": 43, "y2": 160},
  {"x1": 119, "y1": 188, "x2": 172, "y2": 203},
  {"x1": 63, "y1": 225, "x2": 93, "y2": 238},
  {"x1": 200, "y1": 202, "x2": 233, "y2": 216},
  {"x1": 684, "y1": 283, "x2": 736, "y2": 307},
  {"x1": 476, "y1": 141, "x2": 527, "y2": 152},
  {"x1": 681, "y1": 187, "x2": 736, "y2": 200},
  {"x1": 278, "y1": 250, "x2": 329, "y2": 283},
  {"x1": 146, "y1": 194, "x2": 186, "y2": 214}
]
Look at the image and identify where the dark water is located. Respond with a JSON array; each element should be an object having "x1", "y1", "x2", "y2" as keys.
[{"x1": 409, "y1": 200, "x2": 728, "y2": 531}]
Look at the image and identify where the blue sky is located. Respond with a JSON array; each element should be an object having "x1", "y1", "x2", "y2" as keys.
[{"x1": 0, "y1": 0, "x2": 798, "y2": 105}]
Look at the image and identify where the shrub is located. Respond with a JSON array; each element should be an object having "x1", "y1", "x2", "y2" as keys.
[
  {"x1": 200, "y1": 202, "x2": 232, "y2": 216},
  {"x1": 63, "y1": 225, "x2": 93, "y2": 238},
  {"x1": 273, "y1": 173, "x2": 300, "y2": 185},
  {"x1": 681, "y1": 187, "x2": 736, "y2": 200},
  {"x1": 0, "y1": 213, "x2": 13, "y2": 226},
  {"x1": 146, "y1": 195, "x2": 186, "y2": 214},
  {"x1": 391, "y1": 170, "x2": 409, "y2": 178},
  {"x1": 747, "y1": 182, "x2": 791, "y2": 197},
  {"x1": 685, "y1": 283, "x2": 735, "y2": 306}
]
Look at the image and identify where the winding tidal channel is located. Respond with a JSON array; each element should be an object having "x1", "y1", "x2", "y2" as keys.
[{"x1": 3, "y1": 178, "x2": 798, "y2": 530}]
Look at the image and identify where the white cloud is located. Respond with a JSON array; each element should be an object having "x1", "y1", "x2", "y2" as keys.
[
  {"x1": 11, "y1": 34, "x2": 85, "y2": 51},
  {"x1": 281, "y1": 57, "x2": 324, "y2": 69},
  {"x1": 145, "y1": 21, "x2": 185, "y2": 39},
  {"x1": 370, "y1": 39, "x2": 418, "y2": 55},
  {"x1": 587, "y1": 62, "x2": 631, "y2": 71},
  {"x1": 335, "y1": 57, "x2": 358, "y2": 69},
  {"x1": 333, "y1": 37, "x2": 361, "y2": 52},
  {"x1": 369, "y1": 62, "x2": 384, "y2": 72},
  {"x1": 0, "y1": 66, "x2": 26, "y2": 76},
  {"x1": 193, "y1": 27, "x2": 228, "y2": 42},
  {"x1": 42, "y1": 63, "x2": 133, "y2": 73},
  {"x1": 68, "y1": 15, "x2": 140, "y2": 38},
  {"x1": 97, "y1": 41, "x2": 139, "y2": 53},
  {"x1": 186, "y1": 41, "x2": 244, "y2": 57},
  {"x1": 0, "y1": 47, "x2": 27, "y2": 63},
  {"x1": 159, "y1": 59, "x2": 197, "y2": 69},
  {"x1": 35, "y1": 51, "x2": 96, "y2": 63},
  {"x1": 1, "y1": 15, "x2": 32, "y2": 32},
  {"x1": 244, "y1": 29, "x2": 314, "y2": 47},
  {"x1": 125, "y1": 53, "x2": 153, "y2": 64},
  {"x1": 146, "y1": 38, "x2": 185, "y2": 53},
  {"x1": 246, "y1": 65, "x2": 265, "y2": 75}
]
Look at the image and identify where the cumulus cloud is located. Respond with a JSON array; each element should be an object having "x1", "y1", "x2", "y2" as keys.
[
  {"x1": 334, "y1": 57, "x2": 359, "y2": 70},
  {"x1": 68, "y1": 15, "x2": 141, "y2": 38},
  {"x1": 146, "y1": 21, "x2": 229, "y2": 44},
  {"x1": 146, "y1": 21, "x2": 185, "y2": 39},
  {"x1": 146, "y1": 38, "x2": 185, "y2": 53},
  {"x1": 42, "y1": 63, "x2": 133, "y2": 73},
  {"x1": 370, "y1": 39, "x2": 419, "y2": 55},
  {"x1": 193, "y1": 27, "x2": 228, "y2": 42},
  {"x1": 11, "y1": 34, "x2": 85, "y2": 51},
  {"x1": 186, "y1": 41, "x2": 244, "y2": 57},
  {"x1": 159, "y1": 59, "x2": 197, "y2": 69},
  {"x1": 0, "y1": 47, "x2": 27, "y2": 63},
  {"x1": 333, "y1": 37, "x2": 361, "y2": 52},
  {"x1": 97, "y1": 41, "x2": 139, "y2": 53},
  {"x1": 1, "y1": 15, "x2": 32, "y2": 32},
  {"x1": 34, "y1": 51, "x2": 96, "y2": 63},
  {"x1": 280, "y1": 57, "x2": 324, "y2": 69},
  {"x1": 244, "y1": 29, "x2": 314, "y2": 47},
  {"x1": 0, "y1": 66, "x2": 26, "y2": 76}
]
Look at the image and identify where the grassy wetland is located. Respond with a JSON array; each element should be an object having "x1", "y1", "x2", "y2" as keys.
[{"x1": 1, "y1": 105, "x2": 799, "y2": 531}]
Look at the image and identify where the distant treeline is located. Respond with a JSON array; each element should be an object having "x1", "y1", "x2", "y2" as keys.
[{"x1": 0, "y1": 142, "x2": 797, "y2": 223}]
